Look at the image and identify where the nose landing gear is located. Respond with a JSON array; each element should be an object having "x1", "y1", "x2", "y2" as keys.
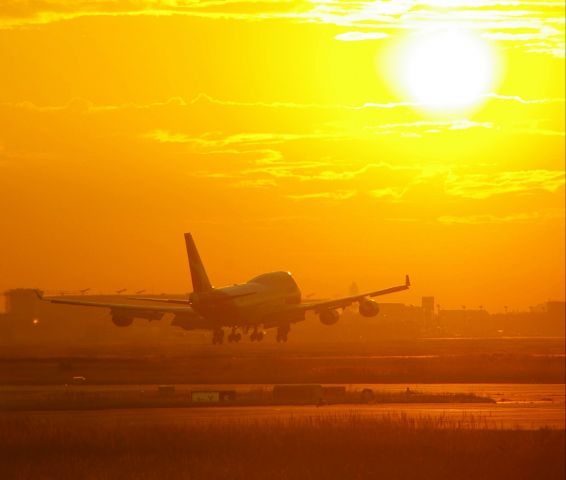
[
  {"x1": 212, "y1": 328, "x2": 224, "y2": 345},
  {"x1": 249, "y1": 328, "x2": 264, "y2": 342},
  {"x1": 227, "y1": 328, "x2": 242, "y2": 343}
]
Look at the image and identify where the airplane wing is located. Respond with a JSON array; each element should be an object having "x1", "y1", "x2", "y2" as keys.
[
  {"x1": 307, "y1": 275, "x2": 410, "y2": 312},
  {"x1": 126, "y1": 296, "x2": 192, "y2": 305},
  {"x1": 285, "y1": 275, "x2": 411, "y2": 314},
  {"x1": 34, "y1": 290, "x2": 195, "y2": 317},
  {"x1": 125, "y1": 291, "x2": 254, "y2": 305},
  {"x1": 260, "y1": 276, "x2": 410, "y2": 330}
]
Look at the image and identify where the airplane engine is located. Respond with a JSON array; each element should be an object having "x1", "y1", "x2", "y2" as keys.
[
  {"x1": 112, "y1": 315, "x2": 134, "y2": 327},
  {"x1": 359, "y1": 299, "x2": 380, "y2": 317},
  {"x1": 319, "y1": 309, "x2": 340, "y2": 325}
]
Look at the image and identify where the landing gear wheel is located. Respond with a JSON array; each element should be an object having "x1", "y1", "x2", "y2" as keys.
[
  {"x1": 250, "y1": 329, "x2": 264, "y2": 342},
  {"x1": 228, "y1": 330, "x2": 241, "y2": 343},
  {"x1": 276, "y1": 325, "x2": 290, "y2": 343},
  {"x1": 212, "y1": 328, "x2": 224, "y2": 345}
]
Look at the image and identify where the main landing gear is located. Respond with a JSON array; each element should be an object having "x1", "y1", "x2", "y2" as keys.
[
  {"x1": 276, "y1": 324, "x2": 290, "y2": 343},
  {"x1": 249, "y1": 328, "x2": 264, "y2": 342},
  {"x1": 212, "y1": 326, "x2": 286, "y2": 343},
  {"x1": 227, "y1": 328, "x2": 242, "y2": 343}
]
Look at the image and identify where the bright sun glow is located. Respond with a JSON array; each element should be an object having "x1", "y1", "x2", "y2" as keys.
[{"x1": 399, "y1": 29, "x2": 497, "y2": 110}]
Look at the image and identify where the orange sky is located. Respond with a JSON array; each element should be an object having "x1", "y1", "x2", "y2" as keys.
[{"x1": 0, "y1": 1, "x2": 564, "y2": 311}]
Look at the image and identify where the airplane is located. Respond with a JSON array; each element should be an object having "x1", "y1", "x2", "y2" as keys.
[
  {"x1": 36, "y1": 233, "x2": 410, "y2": 344},
  {"x1": 116, "y1": 288, "x2": 127, "y2": 294}
]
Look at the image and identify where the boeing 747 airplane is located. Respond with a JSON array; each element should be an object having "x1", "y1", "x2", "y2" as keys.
[{"x1": 37, "y1": 233, "x2": 410, "y2": 343}]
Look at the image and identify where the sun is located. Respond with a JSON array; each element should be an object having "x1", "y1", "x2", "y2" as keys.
[{"x1": 395, "y1": 29, "x2": 497, "y2": 111}]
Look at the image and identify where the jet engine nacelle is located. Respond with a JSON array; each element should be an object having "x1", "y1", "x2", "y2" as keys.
[
  {"x1": 359, "y1": 299, "x2": 380, "y2": 317},
  {"x1": 319, "y1": 309, "x2": 340, "y2": 325},
  {"x1": 112, "y1": 315, "x2": 133, "y2": 327}
]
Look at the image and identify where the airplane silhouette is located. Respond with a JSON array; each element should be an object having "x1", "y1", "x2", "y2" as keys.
[{"x1": 36, "y1": 233, "x2": 410, "y2": 344}]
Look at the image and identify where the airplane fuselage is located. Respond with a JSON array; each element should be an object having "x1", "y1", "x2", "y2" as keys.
[{"x1": 175, "y1": 271, "x2": 302, "y2": 328}]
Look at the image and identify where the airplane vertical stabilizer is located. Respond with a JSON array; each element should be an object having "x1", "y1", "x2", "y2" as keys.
[{"x1": 185, "y1": 233, "x2": 213, "y2": 293}]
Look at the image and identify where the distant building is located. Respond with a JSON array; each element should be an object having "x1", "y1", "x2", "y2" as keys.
[
  {"x1": 421, "y1": 296, "x2": 435, "y2": 324},
  {"x1": 348, "y1": 282, "x2": 359, "y2": 296},
  {"x1": 546, "y1": 301, "x2": 565, "y2": 319},
  {"x1": 438, "y1": 308, "x2": 491, "y2": 336},
  {"x1": 4, "y1": 289, "x2": 40, "y2": 321}
]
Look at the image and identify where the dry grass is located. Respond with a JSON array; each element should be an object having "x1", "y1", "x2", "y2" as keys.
[{"x1": 0, "y1": 413, "x2": 563, "y2": 480}]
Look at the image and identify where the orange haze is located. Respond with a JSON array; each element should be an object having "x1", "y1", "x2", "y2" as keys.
[{"x1": 0, "y1": 1, "x2": 564, "y2": 312}]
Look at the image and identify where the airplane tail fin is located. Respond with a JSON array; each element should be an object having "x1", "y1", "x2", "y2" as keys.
[{"x1": 184, "y1": 233, "x2": 213, "y2": 293}]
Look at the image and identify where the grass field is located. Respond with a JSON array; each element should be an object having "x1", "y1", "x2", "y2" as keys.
[{"x1": 0, "y1": 413, "x2": 563, "y2": 480}]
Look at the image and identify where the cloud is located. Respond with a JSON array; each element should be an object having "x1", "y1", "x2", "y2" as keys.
[
  {"x1": 482, "y1": 27, "x2": 561, "y2": 42},
  {"x1": 484, "y1": 93, "x2": 565, "y2": 105},
  {"x1": 445, "y1": 170, "x2": 565, "y2": 199},
  {"x1": 242, "y1": 157, "x2": 332, "y2": 181},
  {"x1": 310, "y1": 0, "x2": 565, "y2": 57},
  {"x1": 140, "y1": 118, "x2": 507, "y2": 153},
  {"x1": 0, "y1": 0, "x2": 563, "y2": 57},
  {"x1": 8, "y1": 90, "x2": 562, "y2": 115},
  {"x1": 0, "y1": 1, "x2": 311, "y2": 28},
  {"x1": 232, "y1": 178, "x2": 278, "y2": 189},
  {"x1": 362, "y1": 119, "x2": 495, "y2": 137},
  {"x1": 437, "y1": 210, "x2": 565, "y2": 224},
  {"x1": 0, "y1": 94, "x2": 563, "y2": 211},
  {"x1": 144, "y1": 129, "x2": 338, "y2": 147},
  {"x1": 369, "y1": 187, "x2": 407, "y2": 199},
  {"x1": 287, "y1": 190, "x2": 357, "y2": 200},
  {"x1": 144, "y1": 129, "x2": 193, "y2": 144},
  {"x1": 335, "y1": 32, "x2": 388, "y2": 41}
]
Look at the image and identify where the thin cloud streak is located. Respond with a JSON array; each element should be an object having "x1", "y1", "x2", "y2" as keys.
[
  {"x1": 437, "y1": 210, "x2": 565, "y2": 224},
  {"x1": 287, "y1": 190, "x2": 357, "y2": 200},
  {"x1": 5, "y1": 92, "x2": 563, "y2": 114},
  {"x1": 335, "y1": 31, "x2": 388, "y2": 41},
  {"x1": 0, "y1": 0, "x2": 563, "y2": 57},
  {"x1": 444, "y1": 170, "x2": 566, "y2": 199}
]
